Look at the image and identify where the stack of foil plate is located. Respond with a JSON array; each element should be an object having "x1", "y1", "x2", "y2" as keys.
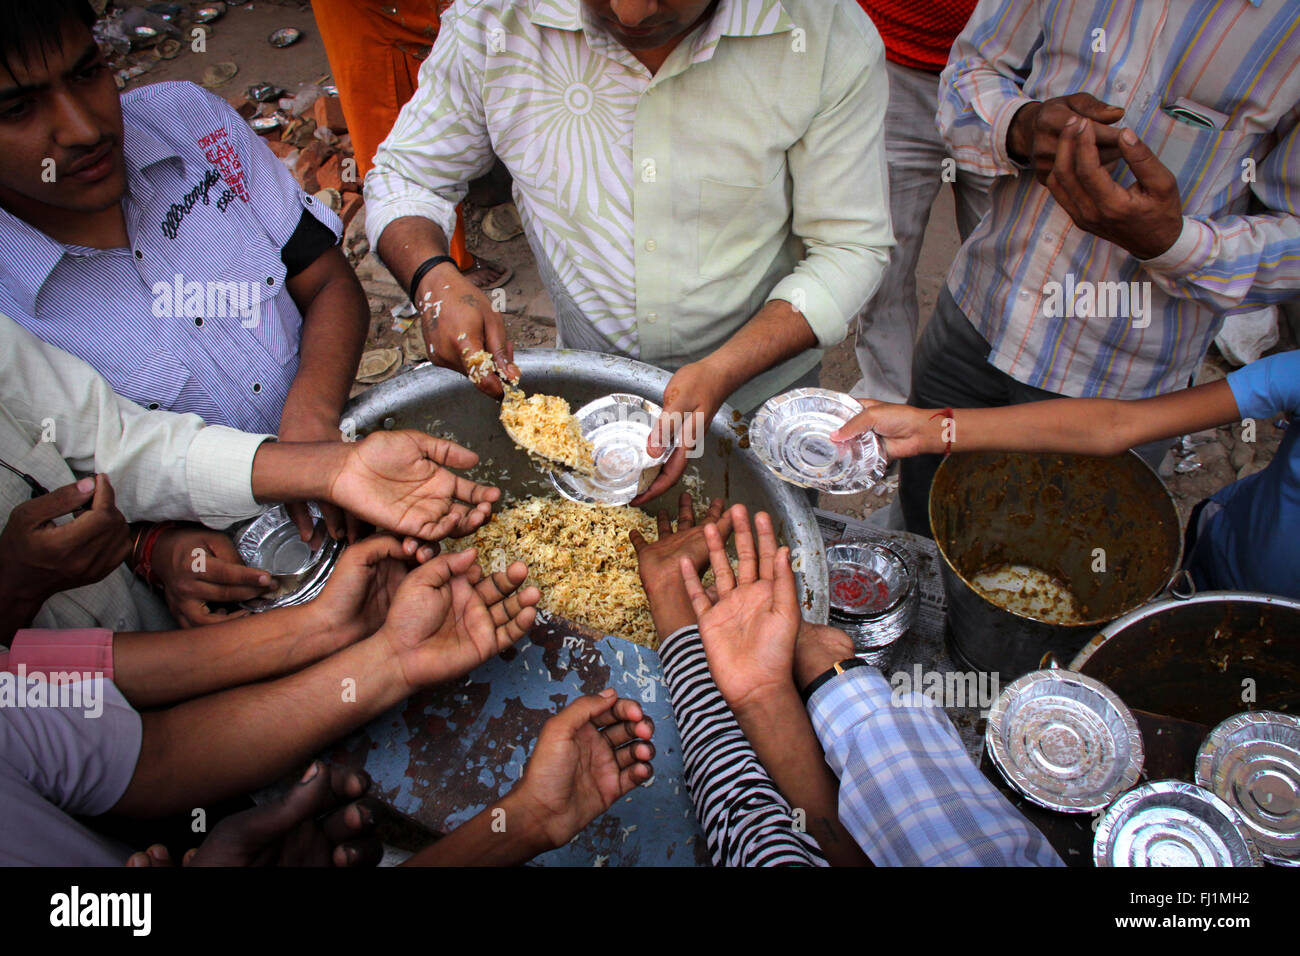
[
  {"x1": 986, "y1": 669, "x2": 1144, "y2": 813},
  {"x1": 1195, "y1": 710, "x2": 1300, "y2": 866},
  {"x1": 1094, "y1": 781, "x2": 1262, "y2": 867}
]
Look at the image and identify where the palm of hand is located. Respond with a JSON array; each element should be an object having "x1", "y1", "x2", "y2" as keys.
[
  {"x1": 332, "y1": 434, "x2": 456, "y2": 535},
  {"x1": 523, "y1": 722, "x2": 622, "y2": 842},
  {"x1": 698, "y1": 580, "x2": 798, "y2": 707},
  {"x1": 386, "y1": 574, "x2": 501, "y2": 686}
]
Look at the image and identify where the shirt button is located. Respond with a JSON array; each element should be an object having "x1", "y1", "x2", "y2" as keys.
[
  {"x1": 1018, "y1": 290, "x2": 1030, "y2": 300},
  {"x1": 266, "y1": 276, "x2": 275, "y2": 286},
  {"x1": 645, "y1": 312, "x2": 658, "y2": 324},
  {"x1": 644, "y1": 239, "x2": 657, "y2": 252},
  {"x1": 134, "y1": 249, "x2": 143, "y2": 259},
  {"x1": 1043, "y1": 233, "x2": 1053, "y2": 242},
  {"x1": 252, "y1": 382, "x2": 262, "y2": 394},
  {"x1": 1116, "y1": 80, "x2": 1128, "y2": 92},
  {"x1": 147, "y1": 402, "x2": 160, "y2": 410},
  {"x1": 194, "y1": 316, "x2": 204, "y2": 327}
]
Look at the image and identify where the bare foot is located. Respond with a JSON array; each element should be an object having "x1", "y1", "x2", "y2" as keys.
[{"x1": 463, "y1": 256, "x2": 514, "y2": 291}]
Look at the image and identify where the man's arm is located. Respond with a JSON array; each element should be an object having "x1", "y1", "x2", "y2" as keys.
[
  {"x1": 675, "y1": 509, "x2": 869, "y2": 866},
  {"x1": 798, "y1": 639, "x2": 1062, "y2": 867},
  {"x1": 938, "y1": 0, "x2": 1048, "y2": 177},
  {"x1": 835, "y1": 375, "x2": 1243, "y2": 459},
  {"x1": 109, "y1": 548, "x2": 538, "y2": 817},
  {"x1": 109, "y1": 536, "x2": 410, "y2": 708},
  {"x1": 637, "y1": 12, "x2": 893, "y2": 503}
]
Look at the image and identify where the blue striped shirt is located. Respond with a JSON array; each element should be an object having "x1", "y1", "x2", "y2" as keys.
[
  {"x1": 0, "y1": 81, "x2": 341, "y2": 434},
  {"x1": 809, "y1": 666, "x2": 1063, "y2": 866},
  {"x1": 938, "y1": 0, "x2": 1300, "y2": 398}
]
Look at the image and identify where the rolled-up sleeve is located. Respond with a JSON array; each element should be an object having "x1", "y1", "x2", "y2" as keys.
[
  {"x1": 938, "y1": 0, "x2": 1045, "y2": 178},
  {"x1": 766, "y1": 8, "x2": 894, "y2": 348},
  {"x1": 808, "y1": 667, "x2": 1062, "y2": 867},
  {"x1": 365, "y1": 7, "x2": 496, "y2": 252}
]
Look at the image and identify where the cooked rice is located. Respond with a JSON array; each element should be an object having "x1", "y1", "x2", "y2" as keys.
[
  {"x1": 457, "y1": 496, "x2": 659, "y2": 646},
  {"x1": 499, "y1": 387, "x2": 596, "y2": 475}
]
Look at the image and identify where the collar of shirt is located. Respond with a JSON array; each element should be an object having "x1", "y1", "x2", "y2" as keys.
[
  {"x1": 0, "y1": 123, "x2": 185, "y2": 315},
  {"x1": 528, "y1": 0, "x2": 795, "y2": 76}
]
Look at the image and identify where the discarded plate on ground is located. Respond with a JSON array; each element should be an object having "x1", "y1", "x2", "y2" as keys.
[
  {"x1": 247, "y1": 82, "x2": 285, "y2": 103},
  {"x1": 201, "y1": 61, "x2": 238, "y2": 88},
  {"x1": 233, "y1": 504, "x2": 342, "y2": 612},
  {"x1": 356, "y1": 348, "x2": 402, "y2": 385},
  {"x1": 986, "y1": 668, "x2": 1144, "y2": 813},
  {"x1": 750, "y1": 388, "x2": 887, "y2": 494},
  {"x1": 157, "y1": 37, "x2": 181, "y2": 59},
  {"x1": 269, "y1": 28, "x2": 302, "y2": 48},
  {"x1": 1094, "y1": 780, "x2": 1263, "y2": 867},
  {"x1": 249, "y1": 115, "x2": 282, "y2": 133},
  {"x1": 194, "y1": 5, "x2": 225, "y2": 24},
  {"x1": 1195, "y1": 710, "x2": 1300, "y2": 866},
  {"x1": 550, "y1": 394, "x2": 671, "y2": 506}
]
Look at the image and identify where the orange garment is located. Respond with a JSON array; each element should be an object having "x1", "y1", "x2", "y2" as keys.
[{"x1": 312, "y1": 0, "x2": 473, "y2": 268}]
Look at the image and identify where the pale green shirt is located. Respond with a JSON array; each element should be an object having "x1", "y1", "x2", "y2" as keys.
[
  {"x1": 0, "y1": 312, "x2": 270, "y2": 632},
  {"x1": 366, "y1": 0, "x2": 893, "y2": 411}
]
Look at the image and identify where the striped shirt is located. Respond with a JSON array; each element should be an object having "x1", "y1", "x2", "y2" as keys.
[
  {"x1": 0, "y1": 81, "x2": 341, "y2": 435},
  {"x1": 809, "y1": 666, "x2": 1063, "y2": 866},
  {"x1": 366, "y1": 0, "x2": 893, "y2": 412},
  {"x1": 658, "y1": 626, "x2": 826, "y2": 866},
  {"x1": 938, "y1": 0, "x2": 1300, "y2": 399}
]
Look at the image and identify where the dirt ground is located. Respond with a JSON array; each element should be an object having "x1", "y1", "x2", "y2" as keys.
[{"x1": 114, "y1": 0, "x2": 1285, "y2": 527}]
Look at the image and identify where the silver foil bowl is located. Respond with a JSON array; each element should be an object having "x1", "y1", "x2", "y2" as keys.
[
  {"x1": 233, "y1": 504, "x2": 342, "y2": 611},
  {"x1": 268, "y1": 28, "x2": 302, "y2": 48},
  {"x1": 750, "y1": 388, "x2": 886, "y2": 494},
  {"x1": 825, "y1": 542, "x2": 917, "y2": 663},
  {"x1": 550, "y1": 393, "x2": 671, "y2": 506},
  {"x1": 1195, "y1": 710, "x2": 1300, "y2": 866},
  {"x1": 986, "y1": 669, "x2": 1144, "y2": 812},
  {"x1": 1094, "y1": 781, "x2": 1262, "y2": 867}
]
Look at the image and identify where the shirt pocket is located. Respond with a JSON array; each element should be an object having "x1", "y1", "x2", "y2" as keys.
[
  {"x1": 1145, "y1": 110, "x2": 1255, "y2": 208},
  {"x1": 697, "y1": 162, "x2": 789, "y2": 280},
  {"x1": 205, "y1": 257, "x2": 300, "y2": 368},
  {"x1": 119, "y1": 347, "x2": 192, "y2": 412}
]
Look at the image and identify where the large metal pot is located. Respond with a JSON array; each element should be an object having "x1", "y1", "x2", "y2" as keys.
[
  {"x1": 343, "y1": 349, "x2": 829, "y2": 623},
  {"x1": 930, "y1": 451, "x2": 1182, "y2": 681},
  {"x1": 1071, "y1": 591, "x2": 1300, "y2": 725}
]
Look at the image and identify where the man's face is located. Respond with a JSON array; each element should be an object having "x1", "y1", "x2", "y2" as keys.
[
  {"x1": 582, "y1": 0, "x2": 719, "y2": 52},
  {"x1": 0, "y1": 19, "x2": 125, "y2": 219}
]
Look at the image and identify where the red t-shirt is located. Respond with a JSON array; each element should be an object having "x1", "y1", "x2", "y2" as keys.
[{"x1": 857, "y1": 0, "x2": 979, "y2": 73}]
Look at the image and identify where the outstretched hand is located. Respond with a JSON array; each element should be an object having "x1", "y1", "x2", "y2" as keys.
[
  {"x1": 507, "y1": 690, "x2": 655, "y2": 851},
  {"x1": 328, "y1": 431, "x2": 500, "y2": 542},
  {"x1": 377, "y1": 547, "x2": 540, "y2": 690},
  {"x1": 678, "y1": 504, "x2": 802, "y2": 711}
]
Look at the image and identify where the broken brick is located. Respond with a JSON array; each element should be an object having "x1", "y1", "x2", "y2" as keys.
[
  {"x1": 313, "y1": 95, "x2": 348, "y2": 134},
  {"x1": 339, "y1": 192, "x2": 365, "y2": 228},
  {"x1": 265, "y1": 139, "x2": 297, "y2": 159},
  {"x1": 226, "y1": 95, "x2": 257, "y2": 120},
  {"x1": 317, "y1": 153, "x2": 344, "y2": 193}
]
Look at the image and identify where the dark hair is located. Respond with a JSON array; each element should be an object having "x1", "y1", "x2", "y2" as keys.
[{"x1": 0, "y1": 0, "x2": 97, "y2": 84}]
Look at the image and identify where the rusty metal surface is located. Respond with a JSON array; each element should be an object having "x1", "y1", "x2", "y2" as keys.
[{"x1": 326, "y1": 616, "x2": 711, "y2": 866}]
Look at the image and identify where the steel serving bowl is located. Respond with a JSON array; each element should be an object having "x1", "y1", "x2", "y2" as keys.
[{"x1": 342, "y1": 349, "x2": 829, "y2": 624}]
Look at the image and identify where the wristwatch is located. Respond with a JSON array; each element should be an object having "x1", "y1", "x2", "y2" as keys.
[{"x1": 800, "y1": 657, "x2": 867, "y2": 703}]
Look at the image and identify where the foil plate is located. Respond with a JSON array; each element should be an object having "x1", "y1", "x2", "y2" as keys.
[
  {"x1": 750, "y1": 389, "x2": 887, "y2": 494},
  {"x1": 986, "y1": 669, "x2": 1144, "y2": 812},
  {"x1": 550, "y1": 393, "x2": 671, "y2": 506},
  {"x1": 1195, "y1": 710, "x2": 1300, "y2": 866},
  {"x1": 1094, "y1": 780, "x2": 1263, "y2": 867},
  {"x1": 233, "y1": 504, "x2": 342, "y2": 611}
]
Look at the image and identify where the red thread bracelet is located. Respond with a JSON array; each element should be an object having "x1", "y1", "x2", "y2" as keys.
[
  {"x1": 135, "y1": 521, "x2": 177, "y2": 589},
  {"x1": 929, "y1": 408, "x2": 955, "y2": 456}
]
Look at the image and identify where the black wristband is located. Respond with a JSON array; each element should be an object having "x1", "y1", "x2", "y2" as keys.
[
  {"x1": 408, "y1": 255, "x2": 458, "y2": 306},
  {"x1": 800, "y1": 657, "x2": 868, "y2": 704}
]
